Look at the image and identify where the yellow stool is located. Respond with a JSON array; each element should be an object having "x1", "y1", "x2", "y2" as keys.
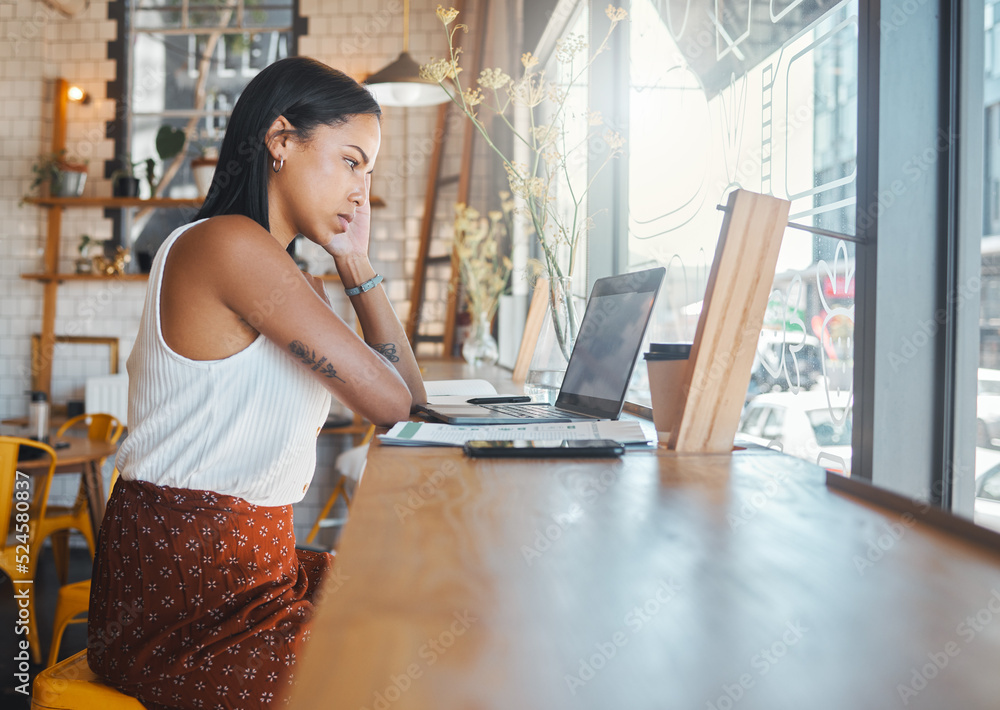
[
  {"x1": 31, "y1": 650, "x2": 144, "y2": 709},
  {"x1": 47, "y1": 580, "x2": 92, "y2": 667}
]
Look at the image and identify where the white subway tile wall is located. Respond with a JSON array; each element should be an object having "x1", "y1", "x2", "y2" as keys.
[{"x1": 2, "y1": 0, "x2": 500, "y2": 540}]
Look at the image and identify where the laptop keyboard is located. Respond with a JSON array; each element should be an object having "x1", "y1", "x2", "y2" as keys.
[{"x1": 483, "y1": 404, "x2": 574, "y2": 419}]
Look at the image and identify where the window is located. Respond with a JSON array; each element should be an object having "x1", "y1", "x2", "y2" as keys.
[
  {"x1": 126, "y1": 1, "x2": 296, "y2": 203},
  {"x1": 582, "y1": 0, "x2": 860, "y2": 472}
]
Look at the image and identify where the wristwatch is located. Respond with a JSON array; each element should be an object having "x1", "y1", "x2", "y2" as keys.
[{"x1": 344, "y1": 273, "x2": 383, "y2": 297}]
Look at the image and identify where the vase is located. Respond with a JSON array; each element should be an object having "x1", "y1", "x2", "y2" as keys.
[
  {"x1": 191, "y1": 156, "x2": 218, "y2": 198},
  {"x1": 112, "y1": 176, "x2": 139, "y2": 197},
  {"x1": 525, "y1": 275, "x2": 582, "y2": 403},
  {"x1": 462, "y1": 310, "x2": 499, "y2": 367}
]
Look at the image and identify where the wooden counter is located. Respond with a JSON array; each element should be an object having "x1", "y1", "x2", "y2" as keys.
[{"x1": 289, "y1": 361, "x2": 1000, "y2": 710}]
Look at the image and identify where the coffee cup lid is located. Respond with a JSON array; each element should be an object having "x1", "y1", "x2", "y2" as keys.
[{"x1": 644, "y1": 343, "x2": 692, "y2": 360}]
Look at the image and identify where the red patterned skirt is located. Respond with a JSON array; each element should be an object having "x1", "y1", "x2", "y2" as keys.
[{"x1": 87, "y1": 479, "x2": 332, "y2": 709}]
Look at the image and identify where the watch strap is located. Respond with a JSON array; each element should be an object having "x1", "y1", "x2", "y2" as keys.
[{"x1": 344, "y1": 273, "x2": 383, "y2": 297}]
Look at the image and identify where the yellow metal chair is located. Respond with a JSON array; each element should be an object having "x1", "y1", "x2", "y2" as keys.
[
  {"x1": 0, "y1": 436, "x2": 57, "y2": 664},
  {"x1": 32, "y1": 650, "x2": 144, "y2": 709},
  {"x1": 47, "y1": 468, "x2": 120, "y2": 668},
  {"x1": 45, "y1": 414, "x2": 123, "y2": 583},
  {"x1": 306, "y1": 424, "x2": 376, "y2": 546}
]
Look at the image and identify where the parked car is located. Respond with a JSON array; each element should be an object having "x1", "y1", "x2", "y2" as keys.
[
  {"x1": 976, "y1": 368, "x2": 1000, "y2": 447},
  {"x1": 737, "y1": 391, "x2": 852, "y2": 475},
  {"x1": 974, "y1": 447, "x2": 1000, "y2": 533},
  {"x1": 748, "y1": 330, "x2": 825, "y2": 398}
]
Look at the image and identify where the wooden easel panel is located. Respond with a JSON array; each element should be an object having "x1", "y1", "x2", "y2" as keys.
[
  {"x1": 512, "y1": 277, "x2": 549, "y2": 385},
  {"x1": 668, "y1": 189, "x2": 791, "y2": 453}
]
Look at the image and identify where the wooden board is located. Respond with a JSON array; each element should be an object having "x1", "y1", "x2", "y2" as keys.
[
  {"x1": 511, "y1": 277, "x2": 549, "y2": 384},
  {"x1": 667, "y1": 189, "x2": 791, "y2": 453}
]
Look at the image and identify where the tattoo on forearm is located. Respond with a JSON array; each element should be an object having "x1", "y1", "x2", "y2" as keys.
[
  {"x1": 371, "y1": 342, "x2": 400, "y2": 363},
  {"x1": 288, "y1": 340, "x2": 346, "y2": 382}
]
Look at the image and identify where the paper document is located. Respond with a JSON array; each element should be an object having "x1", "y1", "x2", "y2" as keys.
[
  {"x1": 424, "y1": 379, "x2": 497, "y2": 397},
  {"x1": 380, "y1": 420, "x2": 650, "y2": 447},
  {"x1": 424, "y1": 379, "x2": 513, "y2": 406}
]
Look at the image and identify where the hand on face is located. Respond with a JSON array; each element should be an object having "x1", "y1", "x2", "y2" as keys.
[{"x1": 322, "y1": 171, "x2": 372, "y2": 258}]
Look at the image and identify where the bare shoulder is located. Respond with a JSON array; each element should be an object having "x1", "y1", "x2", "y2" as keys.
[
  {"x1": 171, "y1": 215, "x2": 283, "y2": 266},
  {"x1": 169, "y1": 215, "x2": 304, "y2": 291}
]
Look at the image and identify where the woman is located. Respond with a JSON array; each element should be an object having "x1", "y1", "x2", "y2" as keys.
[{"x1": 87, "y1": 56, "x2": 426, "y2": 709}]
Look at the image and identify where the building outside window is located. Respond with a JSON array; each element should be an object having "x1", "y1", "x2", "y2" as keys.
[{"x1": 977, "y1": 0, "x2": 1000, "y2": 532}]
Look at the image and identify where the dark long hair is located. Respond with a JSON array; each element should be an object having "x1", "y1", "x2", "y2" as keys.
[{"x1": 195, "y1": 56, "x2": 381, "y2": 230}]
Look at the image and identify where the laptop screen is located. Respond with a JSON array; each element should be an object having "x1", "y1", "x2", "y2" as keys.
[{"x1": 555, "y1": 267, "x2": 664, "y2": 418}]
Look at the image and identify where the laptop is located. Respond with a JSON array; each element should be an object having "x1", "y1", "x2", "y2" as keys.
[{"x1": 418, "y1": 267, "x2": 665, "y2": 425}]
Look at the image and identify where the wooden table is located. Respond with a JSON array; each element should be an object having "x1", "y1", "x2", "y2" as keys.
[
  {"x1": 16, "y1": 435, "x2": 117, "y2": 540},
  {"x1": 289, "y1": 361, "x2": 1000, "y2": 710}
]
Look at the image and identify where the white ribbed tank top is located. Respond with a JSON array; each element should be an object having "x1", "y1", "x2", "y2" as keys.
[{"x1": 116, "y1": 220, "x2": 332, "y2": 506}]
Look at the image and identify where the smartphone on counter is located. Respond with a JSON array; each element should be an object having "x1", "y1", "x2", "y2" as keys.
[{"x1": 462, "y1": 439, "x2": 625, "y2": 458}]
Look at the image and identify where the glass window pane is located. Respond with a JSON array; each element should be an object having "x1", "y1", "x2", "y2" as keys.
[
  {"x1": 980, "y1": 0, "x2": 1000, "y2": 533},
  {"x1": 244, "y1": 7, "x2": 293, "y2": 28},
  {"x1": 187, "y1": 3, "x2": 234, "y2": 29},
  {"x1": 536, "y1": 4, "x2": 590, "y2": 299},
  {"x1": 129, "y1": 114, "x2": 209, "y2": 199},
  {"x1": 624, "y1": 0, "x2": 857, "y2": 474},
  {"x1": 135, "y1": 8, "x2": 183, "y2": 30},
  {"x1": 760, "y1": 409, "x2": 785, "y2": 439},
  {"x1": 738, "y1": 405, "x2": 767, "y2": 437},
  {"x1": 979, "y1": 469, "x2": 1000, "y2": 501},
  {"x1": 125, "y1": 0, "x2": 295, "y2": 265}
]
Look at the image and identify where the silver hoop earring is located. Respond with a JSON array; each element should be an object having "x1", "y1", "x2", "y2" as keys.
[{"x1": 272, "y1": 157, "x2": 284, "y2": 173}]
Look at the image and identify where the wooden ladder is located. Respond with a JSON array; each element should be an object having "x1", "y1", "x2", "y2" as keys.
[{"x1": 404, "y1": 0, "x2": 491, "y2": 356}]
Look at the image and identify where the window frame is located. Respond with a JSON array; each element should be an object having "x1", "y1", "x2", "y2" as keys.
[
  {"x1": 106, "y1": 0, "x2": 305, "y2": 238},
  {"x1": 541, "y1": 0, "x2": 982, "y2": 511}
]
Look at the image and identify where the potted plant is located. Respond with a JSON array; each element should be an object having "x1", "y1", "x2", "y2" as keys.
[
  {"x1": 31, "y1": 150, "x2": 88, "y2": 198},
  {"x1": 145, "y1": 125, "x2": 187, "y2": 195},
  {"x1": 110, "y1": 154, "x2": 141, "y2": 197}
]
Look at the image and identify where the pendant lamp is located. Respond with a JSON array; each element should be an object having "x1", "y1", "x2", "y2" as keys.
[{"x1": 365, "y1": 0, "x2": 450, "y2": 107}]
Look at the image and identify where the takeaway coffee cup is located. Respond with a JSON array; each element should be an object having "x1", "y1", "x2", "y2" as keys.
[{"x1": 644, "y1": 343, "x2": 692, "y2": 445}]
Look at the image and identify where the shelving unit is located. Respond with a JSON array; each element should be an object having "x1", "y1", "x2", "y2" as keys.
[
  {"x1": 22, "y1": 272, "x2": 149, "y2": 283},
  {"x1": 22, "y1": 196, "x2": 203, "y2": 209},
  {"x1": 23, "y1": 80, "x2": 202, "y2": 396},
  {"x1": 25, "y1": 192, "x2": 202, "y2": 395}
]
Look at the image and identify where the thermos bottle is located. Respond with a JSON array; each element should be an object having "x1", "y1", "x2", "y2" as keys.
[{"x1": 28, "y1": 390, "x2": 50, "y2": 443}]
